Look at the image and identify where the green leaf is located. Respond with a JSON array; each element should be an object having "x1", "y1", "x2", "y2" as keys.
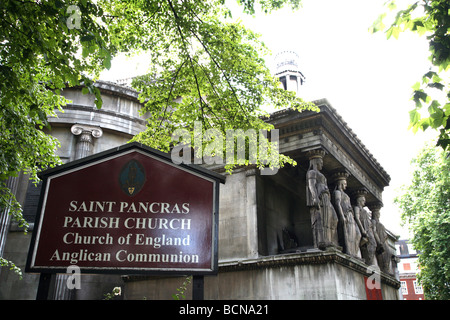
[
  {"x1": 443, "y1": 103, "x2": 450, "y2": 115},
  {"x1": 428, "y1": 100, "x2": 441, "y2": 114},
  {"x1": 103, "y1": 56, "x2": 111, "y2": 70},
  {"x1": 387, "y1": 1, "x2": 397, "y2": 11},
  {"x1": 95, "y1": 99, "x2": 102, "y2": 109},
  {"x1": 386, "y1": 26, "x2": 400, "y2": 39},
  {"x1": 413, "y1": 90, "x2": 429, "y2": 107},
  {"x1": 82, "y1": 46, "x2": 89, "y2": 58},
  {"x1": 409, "y1": 109, "x2": 421, "y2": 125},
  {"x1": 427, "y1": 82, "x2": 445, "y2": 90},
  {"x1": 412, "y1": 81, "x2": 421, "y2": 91},
  {"x1": 437, "y1": 137, "x2": 450, "y2": 150},
  {"x1": 423, "y1": 71, "x2": 436, "y2": 82},
  {"x1": 369, "y1": 13, "x2": 386, "y2": 33},
  {"x1": 419, "y1": 117, "x2": 431, "y2": 131},
  {"x1": 80, "y1": 35, "x2": 95, "y2": 42},
  {"x1": 93, "y1": 87, "x2": 103, "y2": 109}
]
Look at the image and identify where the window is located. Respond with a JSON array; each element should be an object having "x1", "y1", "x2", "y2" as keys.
[
  {"x1": 403, "y1": 263, "x2": 411, "y2": 271},
  {"x1": 401, "y1": 281, "x2": 408, "y2": 295},
  {"x1": 22, "y1": 180, "x2": 42, "y2": 223},
  {"x1": 407, "y1": 243, "x2": 416, "y2": 255},
  {"x1": 398, "y1": 241, "x2": 409, "y2": 255},
  {"x1": 414, "y1": 280, "x2": 423, "y2": 294}
]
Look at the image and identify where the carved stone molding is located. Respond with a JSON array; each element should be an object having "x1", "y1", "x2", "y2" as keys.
[
  {"x1": 122, "y1": 251, "x2": 400, "y2": 289},
  {"x1": 352, "y1": 188, "x2": 368, "y2": 199},
  {"x1": 70, "y1": 124, "x2": 103, "y2": 138},
  {"x1": 307, "y1": 148, "x2": 326, "y2": 160},
  {"x1": 218, "y1": 251, "x2": 400, "y2": 288},
  {"x1": 332, "y1": 170, "x2": 350, "y2": 182},
  {"x1": 367, "y1": 201, "x2": 383, "y2": 212},
  {"x1": 70, "y1": 124, "x2": 103, "y2": 160}
]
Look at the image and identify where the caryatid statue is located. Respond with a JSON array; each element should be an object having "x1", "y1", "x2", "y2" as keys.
[
  {"x1": 353, "y1": 190, "x2": 376, "y2": 265},
  {"x1": 370, "y1": 202, "x2": 392, "y2": 274},
  {"x1": 332, "y1": 172, "x2": 361, "y2": 258},
  {"x1": 306, "y1": 150, "x2": 339, "y2": 250}
]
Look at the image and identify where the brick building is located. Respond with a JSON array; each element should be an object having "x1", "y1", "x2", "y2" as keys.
[{"x1": 396, "y1": 239, "x2": 424, "y2": 300}]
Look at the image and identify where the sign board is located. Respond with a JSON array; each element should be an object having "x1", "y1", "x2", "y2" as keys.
[{"x1": 26, "y1": 142, "x2": 224, "y2": 275}]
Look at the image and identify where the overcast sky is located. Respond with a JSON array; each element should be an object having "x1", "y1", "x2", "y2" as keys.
[{"x1": 101, "y1": 0, "x2": 439, "y2": 238}]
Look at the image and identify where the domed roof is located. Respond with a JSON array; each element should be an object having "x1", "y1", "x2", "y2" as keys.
[{"x1": 274, "y1": 50, "x2": 301, "y2": 74}]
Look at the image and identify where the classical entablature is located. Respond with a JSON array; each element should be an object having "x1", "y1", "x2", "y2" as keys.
[
  {"x1": 50, "y1": 80, "x2": 148, "y2": 138},
  {"x1": 267, "y1": 99, "x2": 390, "y2": 205}
]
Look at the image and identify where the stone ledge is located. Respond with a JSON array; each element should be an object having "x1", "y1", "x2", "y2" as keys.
[
  {"x1": 123, "y1": 249, "x2": 400, "y2": 289},
  {"x1": 219, "y1": 249, "x2": 400, "y2": 289},
  {"x1": 54, "y1": 104, "x2": 147, "y2": 125}
]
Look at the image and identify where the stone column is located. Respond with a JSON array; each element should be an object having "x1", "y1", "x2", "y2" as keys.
[
  {"x1": 353, "y1": 189, "x2": 376, "y2": 265},
  {"x1": 0, "y1": 177, "x2": 19, "y2": 262},
  {"x1": 306, "y1": 149, "x2": 340, "y2": 250},
  {"x1": 332, "y1": 171, "x2": 361, "y2": 258},
  {"x1": 246, "y1": 168, "x2": 259, "y2": 258},
  {"x1": 368, "y1": 202, "x2": 392, "y2": 274},
  {"x1": 70, "y1": 124, "x2": 103, "y2": 160},
  {"x1": 54, "y1": 124, "x2": 103, "y2": 299}
]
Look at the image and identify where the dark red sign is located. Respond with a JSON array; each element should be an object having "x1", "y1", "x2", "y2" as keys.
[{"x1": 26, "y1": 143, "x2": 223, "y2": 275}]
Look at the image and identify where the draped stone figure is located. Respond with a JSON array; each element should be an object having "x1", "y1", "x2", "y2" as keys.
[
  {"x1": 354, "y1": 193, "x2": 376, "y2": 265},
  {"x1": 306, "y1": 150, "x2": 339, "y2": 250},
  {"x1": 370, "y1": 204, "x2": 392, "y2": 274},
  {"x1": 333, "y1": 173, "x2": 361, "y2": 258}
]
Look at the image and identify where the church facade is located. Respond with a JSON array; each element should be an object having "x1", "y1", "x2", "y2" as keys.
[
  {"x1": 124, "y1": 100, "x2": 400, "y2": 300},
  {"x1": 0, "y1": 53, "x2": 400, "y2": 299}
]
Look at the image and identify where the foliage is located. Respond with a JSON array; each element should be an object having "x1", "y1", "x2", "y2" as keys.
[
  {"x1": 370, "y1": 0, "x2": 450, "y2": 151},
  {"x1": 0, "y1": 0, "x2": 114, "y2": 219},
  {"x1": 1, "y1": 0, "x2": 314, "y2": 276},
  {"x1": 101, "y1": 0, "x2": 317, "y2": 170},
  {"x1": 0, "y1": 0, "x2": 116, "y2": 273},
  {"x1": 0, "y1": 257, "x2": 23, "y2": 279},
  {"x1": 103, "y1": 286, "x2": 122, "y2": 300},
  {"x1": 172, "y1": 275, "x2": 192, "y2": 300},
  {"x1": 237, "y1": 0, "x2": 301, "y2": 14},
  {"x1": 395, "y1": 143, "x2": 450, "y2": 299}
]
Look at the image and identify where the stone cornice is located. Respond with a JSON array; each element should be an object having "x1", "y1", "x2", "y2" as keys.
[
  {"x1": 219, "y1": 250, "x2": 400, "y2": 289},
  {"x1": 318, "y1": 103, "x2": 390, "y2": 186},
  {"x1": 70, "y1": 80, "x2": 141, "y2": 101},
  {"x1": 123, "y1": 250, "x2": 400, "y2": 289},
  {"x1": 56, "y1": 104, "x2": 147, "y2": 125},
  {"x1": 266, "y1": 100, "x2": 391, "y2": 191}
]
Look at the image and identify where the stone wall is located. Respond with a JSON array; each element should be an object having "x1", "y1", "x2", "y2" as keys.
[{"x1": 124, "y1": 249, "x2": 399, "y2": 300}]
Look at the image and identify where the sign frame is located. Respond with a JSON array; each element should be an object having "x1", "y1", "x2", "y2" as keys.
[{"x1": 25, "y1": 142, "x2": 224, "y2": 276}]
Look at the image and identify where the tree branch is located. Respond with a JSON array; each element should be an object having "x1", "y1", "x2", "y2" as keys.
[
  {"x1": 166, "y1": 0, "x2": 209, "y2": 128},
  {"x1": 188, "y1": 27, "x2": 250, "y2": 124}
]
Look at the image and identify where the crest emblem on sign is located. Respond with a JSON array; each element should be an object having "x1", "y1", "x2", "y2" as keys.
[{"x1": 119, "y1": 159, "x2": 146, "y2": 196}]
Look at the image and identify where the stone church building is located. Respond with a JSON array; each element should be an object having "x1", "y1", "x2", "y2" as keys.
[{"x1": 0, "y1": 52, "x2": 400, "y2": 299}]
